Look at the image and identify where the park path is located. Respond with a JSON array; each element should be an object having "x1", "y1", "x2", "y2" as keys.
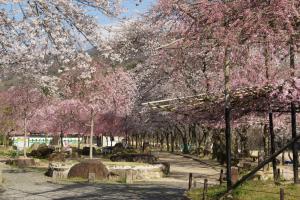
[
  {"x1": 0, "y1": 152, "x2": 222, "y2": 199},
  {"x1": 138, "y1": 152, "x2": 223, "y2": 189}
]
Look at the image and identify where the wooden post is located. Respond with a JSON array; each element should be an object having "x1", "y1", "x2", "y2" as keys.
[
  {"x1": 269, "y1": 112, "x2": 277, "y2": 181},
  {"x1": 280, "y1": 188, "x2": 284, "y2": 200},
  {"x1": 225, "y1": 107, "x2": 232, "y2": 189},
  {"x1": 188, "y1": 173, "x2": 193, "y2": 190},
  {"x1": 202, "y1": 179, "x2": 208, "y2": 200},
  {"x1": 219, "y1": 169, "x2": 224, "y2": 185},
  {"x1": 277, "y1": 168, "x2": 281, "y2": 181},
  {"x1": 291, "y1": 102, "x2": 299, "y2": 184},
  {"x1": 231, "y1": 167, "x2": 239, "y2": 185}
]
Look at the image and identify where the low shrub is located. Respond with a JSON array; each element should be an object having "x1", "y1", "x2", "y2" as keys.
[
  {"x1": 110, "y1": 153, "x2": 158, "y2": 164},
  {"x1": 81, "y1": 147, "x2": 96, "y2": 156},
  {"x1": 28, "y1": 144, "x2": 54, "y2": 159}
]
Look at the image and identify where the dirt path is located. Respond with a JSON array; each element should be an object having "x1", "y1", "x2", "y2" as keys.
[{"x1": 138, "y1": 152, "x2": 223, "y2": 188}]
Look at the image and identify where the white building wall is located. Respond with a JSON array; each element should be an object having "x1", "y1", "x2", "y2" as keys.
[{"x1": 102, "y1": 136, "x2": 124, "y2": 147}]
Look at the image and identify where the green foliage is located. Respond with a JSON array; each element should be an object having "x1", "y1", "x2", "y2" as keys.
[
  {"x1": 189, "y1": 185, "x2": 226, "y2": 200},
  {"x1": 0, "y1": 148, "x2": 19, "y2": 158}
]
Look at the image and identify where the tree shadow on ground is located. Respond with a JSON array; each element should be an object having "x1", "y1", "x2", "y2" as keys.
[{"x1": 4, "y1": 182, "x2": 184, "y2": 200}]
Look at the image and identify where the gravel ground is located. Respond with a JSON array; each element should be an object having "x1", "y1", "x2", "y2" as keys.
[{"x1": 0, "y1": 152, "x2": 220, "y2": 200}]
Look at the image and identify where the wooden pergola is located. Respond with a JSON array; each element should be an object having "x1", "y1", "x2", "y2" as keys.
[{"x1": 143, "y1": 84, "x2": 300, "y2": 191}]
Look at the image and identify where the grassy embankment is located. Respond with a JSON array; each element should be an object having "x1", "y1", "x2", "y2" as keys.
[{"x1": 188, "y1": 180, "x2": 300, "y2": 200}]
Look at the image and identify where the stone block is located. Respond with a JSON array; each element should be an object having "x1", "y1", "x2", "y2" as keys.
[
  {"x1": 125, "y1": 170, "x2": 133, "y2": 184},
  {"x1": 88, "y1": 172, "x2": 96, "y2": 183}
]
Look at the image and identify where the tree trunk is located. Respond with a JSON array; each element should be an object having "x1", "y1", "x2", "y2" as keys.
[
  {"x1": 166, "y1": 132, "x2": 170, "y2": 152},
  {"x1": 160, "y1": 134, "x2": 164, "y2": 151},
  {"x1": 134, "y1": 134, "x2": 137, "y2": 149},
  {"x1": 263, "y1": 124, "x2": 269, "y2": 170},
  {"x1": 125, "y1": 131, "x2": 128, "y2": 146},
  {"x1": 291, "y1": 102, "x2": 299, "y2": 183},
  {"x1": 199, "y1": 128, "x2": 208, "y2": 155},
  {"x1": 156, "y1": 133, "x2": 159, "y2": 148},
  {"x1": 3, "y1": 133, "x2": 7, "y2": 147},
  {"x1": 77, "y1": 134, "x2": 81, "y2": 150},
  {"x1": 182, "y1": 136, "x2": 189, "y2": 154},
  {"x1": 90, "y1": 110, "x2": 94, "y2": 159},
  {"x1": 171, "y1": 131, "x2": 175, "y2": 153},
  {"x1": 191, "y1": 124, "x2": 197, "y2": 149},
  {"x1": 263, "y1": 124, "x2": 269, "y2": 158},
  {"x1": 106, "y1": 136, "x2": 109, "y2": 146},
  {"x1": 60, "y1": 131, "x2": 64, "y2": 150},
  {"x1": 23, "y1": 117, "x2": 27, "y2": 158},
  {"x1": 234, "y1": 130, "x2": 239, "y2": 158},
  {"x1": 224, "y1": 44, "x2": 232, "y2": 189},
  {"x1": 96, "y1": 136, "x2": 101, "y2": 147},
  {"x1": 269, "y1": 112, "x2": 277, "y2": 181}
]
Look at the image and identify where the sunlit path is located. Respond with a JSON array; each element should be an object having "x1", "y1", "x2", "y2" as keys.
[{"x1": 136, "y1": 152, "x2": 223, "y2": 189}]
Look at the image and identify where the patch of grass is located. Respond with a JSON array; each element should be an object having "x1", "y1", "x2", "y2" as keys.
[
  {"x1": 188, "y1": 180, "x2": 300, "y2": 200},
  {"x1": 189, "y1": 184, "x2": 226, "y2": 200}
]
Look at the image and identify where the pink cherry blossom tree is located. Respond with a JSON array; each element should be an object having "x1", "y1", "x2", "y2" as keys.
[{"x1": 6, "y1": 83, "x2": 45, "y2": 157}]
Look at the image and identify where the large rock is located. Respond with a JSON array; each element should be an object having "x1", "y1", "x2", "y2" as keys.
[
  {"x1": 110, "y1": 153, "x2": 158, "y2": 164},
  {"x1": 68, "y1": 159, "x2": 109, "y2": 180}
]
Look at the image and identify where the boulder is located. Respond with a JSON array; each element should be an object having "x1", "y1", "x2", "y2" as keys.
[{"x1": 68, "y1": 159, "x2": 109, "y2": 180}]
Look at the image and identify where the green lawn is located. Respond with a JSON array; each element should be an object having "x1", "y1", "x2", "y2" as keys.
[{"x1": 188, "y1": 180, "x2": 300, "y2": 200}]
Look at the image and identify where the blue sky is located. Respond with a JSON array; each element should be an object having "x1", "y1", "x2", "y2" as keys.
[
  {"x1": 93, "y1": 0, "x2": 157, "y2": 25},
  {"x1": 0, "y1": 1, "x2": 157, "y2": 24}
]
